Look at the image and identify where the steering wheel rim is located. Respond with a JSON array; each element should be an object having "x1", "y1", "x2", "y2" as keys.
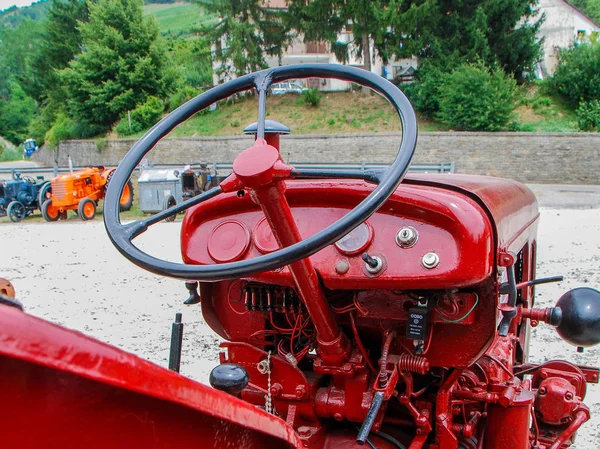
[{"x1": 104, "y1": 64, "x2": 418, "y2": 281}]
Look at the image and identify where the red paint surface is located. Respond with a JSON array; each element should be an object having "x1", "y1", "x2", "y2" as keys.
[
  {"x1": 182, "y1": 178, "x2": 500, "y2": 290},
  {"x1": 0, "y1": 304, "x2": 302, "y2": 449}
]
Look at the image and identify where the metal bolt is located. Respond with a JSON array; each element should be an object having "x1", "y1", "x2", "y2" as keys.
[
  {"x1": 422, "y1": 252, "x2": 440, "y2": 269},
  {"x1": 295, "y1": 385, "x2": 306, "y2": 399},
  {"x1": 270, "y1": 383, "x2": 283, "y2": 397},
  {"x1": 298, "y1": 427, "x2": 311, "y2": 437},
  {"x1": 257, "y1": 359, "x2": 269, "y2": 375},
  {"x1": 396, "y1": 226, "x2": 419, "y2": 248}
]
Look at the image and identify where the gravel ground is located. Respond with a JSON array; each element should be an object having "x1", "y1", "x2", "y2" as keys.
[{"x1": 0, "y1": 208, "x2": 599, "y2": 447}]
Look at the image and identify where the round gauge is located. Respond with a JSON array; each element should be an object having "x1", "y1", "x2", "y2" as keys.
[
  {"x1": 334, "y1": 222, "x2": 373, "y2": 255},
  {"x1": 207, "y1": 220, "x2": 251, "y2": 263}
]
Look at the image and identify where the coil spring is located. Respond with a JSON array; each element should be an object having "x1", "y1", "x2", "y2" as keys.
[{"x1": 398, "y1": 354, "x2": 430, "y2": 375}]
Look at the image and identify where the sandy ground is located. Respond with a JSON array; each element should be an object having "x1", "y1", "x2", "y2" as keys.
[{"x1": 1, "y1": 208, "x2": 599, "y2": 447}]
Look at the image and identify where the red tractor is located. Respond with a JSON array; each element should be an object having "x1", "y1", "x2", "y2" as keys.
[{"x1": 1, "y1": 65, "x2": 599, "y2": 449}]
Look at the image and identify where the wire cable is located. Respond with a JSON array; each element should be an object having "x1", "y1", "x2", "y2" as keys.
[{"x1": 435, "y1": 293, "x2": 479, "y2": 323}]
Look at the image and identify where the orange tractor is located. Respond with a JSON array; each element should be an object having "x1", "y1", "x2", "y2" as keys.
[{"x1": 41, "y1": 166, "x2": 133, "y2": 221}]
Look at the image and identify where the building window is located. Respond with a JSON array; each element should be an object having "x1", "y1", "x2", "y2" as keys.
[{"x1": 306, "y1": 41, "x2": 328, "y2": 54}]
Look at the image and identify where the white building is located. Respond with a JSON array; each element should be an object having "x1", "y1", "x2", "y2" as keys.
[
  {"x1": 536, "y1": 0, "x2": 600, "y2": 76},
  {"x1": 212, "y1": 0, "x2": 416, "y2": 91}
]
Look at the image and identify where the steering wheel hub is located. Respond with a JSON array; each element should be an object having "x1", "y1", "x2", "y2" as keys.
[{"x1": 232, "y1": 140, "x2": 291, "y2": 188}]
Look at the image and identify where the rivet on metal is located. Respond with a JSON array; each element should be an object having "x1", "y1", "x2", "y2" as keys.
[
  {"x1": 422, "y1": 252, "x2": 440, "y2": 269},
  {"x1": 335, "y1": 260, "x2": 350, "y2": 275}
]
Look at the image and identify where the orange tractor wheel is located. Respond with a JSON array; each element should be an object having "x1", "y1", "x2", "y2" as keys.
[
  {"x1": 78, "y1": 198, "x2": 97, "y2": 221},
  {"x1": 119, "y1": 180, "x2": 134, "y2": 211},
  {"x1": 41, "y1": 200, "x2": 60, "y2": 222}
]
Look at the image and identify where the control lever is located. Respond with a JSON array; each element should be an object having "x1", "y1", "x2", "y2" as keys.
[
  {"x1": 168, "y1": 312, "x2": 183, "y2": 372},
  {"x1": 356, "y1": 391, "x2": 384, "y2": 445},
  {"x1": 498, "y1": 265, "x2": 517, "y2": 337},
  {"x1": 498, "y1": 273, "x2": 564, "y2": 336},
  {"x1": 500, "y1": 275, "x2": 564, "y2": 294}
]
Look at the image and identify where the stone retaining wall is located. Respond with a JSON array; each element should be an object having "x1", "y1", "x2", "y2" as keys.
[{"x1": 32, "y1": 132, "x2": 600, "y2": 184}]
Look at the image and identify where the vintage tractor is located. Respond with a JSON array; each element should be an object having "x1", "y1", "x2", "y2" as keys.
[
  {"x1": 0, "y1": 172, "x2": 50, "y2": 222},
  {"x1": 1, "y1": 65, "x2": 599, "y2": 449},
  {"x1": 41, "y1": 166, "x2": 134, "y2": 221},
  {"x1": 22, "y1": 138, "x2": 38, "y2": 158}
]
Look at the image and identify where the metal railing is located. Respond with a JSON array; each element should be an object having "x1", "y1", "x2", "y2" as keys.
[{"x1": 0, "y1": 161, "x2": 454, "y2": 180}]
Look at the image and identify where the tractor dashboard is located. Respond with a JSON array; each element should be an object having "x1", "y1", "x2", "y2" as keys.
[{"x1": 182, "y1": 178, "x2": 496, "y2": 290}]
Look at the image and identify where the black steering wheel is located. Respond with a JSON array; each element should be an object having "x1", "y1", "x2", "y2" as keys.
[{"x1": 104, "y1": 64, "x2": 417, "y2": 280}]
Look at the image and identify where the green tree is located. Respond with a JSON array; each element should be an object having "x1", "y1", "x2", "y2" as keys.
[
  {"x1": 194, "y1": 0, "x2": 291, "y2": 78},
  {"x1": 552, "y1": 38, "x2": 600, "y2": 105},
  {"x1": 286, "y1": 0, "x2": 389, "y2": 71},
  {"x1": 32, "y1": 0, "x2": 90, "y2": 103},
  {"x1": 0, "y1": 19, "x2": 45, "y2": 101},
  {"x1": 570, "y1": 0, "x2": 600, "y2": 25},
  {"x1": 385, "y1": 0, "x2": 543, "y2": 81},
  {"x1": 0, "y1": 81, "x2": 37, "y2": 145},
  {"x1": 60, "y1": 0, "x2": 176, "y2": 131},
  {"x1": 436, "y1": 64, "x2": 517, "y2": 131}
]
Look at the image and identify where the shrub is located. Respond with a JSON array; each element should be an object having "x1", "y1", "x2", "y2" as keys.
[
  {"x1": 45, "y1": 113, "x2": 76, "y2": 147},
  {"x1": 552, "y1": 40, "x2": 600, "y2": 105},
  {"x1": 95, "y1": 138, "x2": 108, "y2": 152},
  {"x1": 403, "y1": 66, "x2": 449, "y2": 117},
  {"x1": 168, "y1": 86, "x2": 201, "y2": 112},
  {"x1": 436, "y1": 64, "x2": 517, "y2": 131},
  {"x1": 300, "y1": 88, "x2": 322, "y2": 107},
  {"x1": 116, "y1": 97, "x2": 165, "y2": 136},
  {"x1": 0, "y1": 145, "x2": 21, "y2": 162},
  {"x1": 576, "y1": 100, "x2": 600, "y2": 131}
]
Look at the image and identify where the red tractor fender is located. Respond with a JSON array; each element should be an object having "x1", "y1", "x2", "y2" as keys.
[{"x1": 0, "y1": 304, "x2": 302, "y2": 449}]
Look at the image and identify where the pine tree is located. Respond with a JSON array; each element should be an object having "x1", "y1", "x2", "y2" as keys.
[
  {"x1": 194, "y1": 0, "x2": 291, "y2": 79},
  {"x1": 60, "y1": 0, "x2": 176, "y2": 130},
  {"x1": 32, "y1": 0, "x2": 90, "y2": 103},
  {"x1": 385, "y1": 0, "x2": 543, "y2": 81},
  {"x1": 286, "y1": 0, "x2": 389, "y2": 71}
]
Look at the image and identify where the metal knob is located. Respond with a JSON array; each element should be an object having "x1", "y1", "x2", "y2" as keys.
[{"x1": 209, "y1": 363, "x2": 249, "y2": 396}]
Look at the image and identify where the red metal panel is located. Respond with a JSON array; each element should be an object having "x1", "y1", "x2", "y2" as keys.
[
  {"x1": 403, "y1": 174, "x2": 539, "y2": 255},
  {"x1": 0, "y1": 304, "x2": 302, "y2": 449},
  {"x1": 181, "y1": 178, "x2": 496, "y2": 290}
]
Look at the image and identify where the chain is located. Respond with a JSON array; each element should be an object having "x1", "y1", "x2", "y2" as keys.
[{"x1": 265, "y1": 350, "x2": 272, "y2": 414}]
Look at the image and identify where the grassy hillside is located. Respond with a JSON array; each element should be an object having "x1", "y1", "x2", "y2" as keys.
[
  {"x1": 0, "y1": 0, "x2": 49, "y2": 28},
  {"x1": 114, "y1": 85, "x2": 579, "y2": 139},
  {"x1": 142, "y1": 2, "x2": 215, "y2": 37}
]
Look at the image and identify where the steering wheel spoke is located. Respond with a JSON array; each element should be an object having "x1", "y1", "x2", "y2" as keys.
[
  {"x1": 291, "y1": 167, "x2": 386, "y2": 185},
  {"x1": 121, "y1": 186, "x2": 223, "y2": 241}
]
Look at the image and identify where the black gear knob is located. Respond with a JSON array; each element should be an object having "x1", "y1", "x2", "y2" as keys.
[
  {"x1": 209, "y1": 363, "x2": 249, "y2": 396},
  {"x1": 556, "y1": 287, "x2": 600, "y2": 347}
]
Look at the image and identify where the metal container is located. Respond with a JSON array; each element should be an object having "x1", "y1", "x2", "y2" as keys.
[{"x1": 138, "y1": 168, "x2": 184, "y2": 214}]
